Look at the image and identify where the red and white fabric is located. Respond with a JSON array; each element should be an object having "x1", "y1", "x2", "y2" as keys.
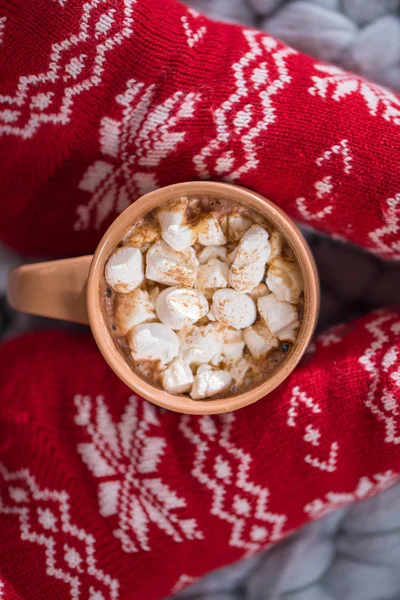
[{"x1": 0, "y1": 0, "x2": 400, "y2": 598}]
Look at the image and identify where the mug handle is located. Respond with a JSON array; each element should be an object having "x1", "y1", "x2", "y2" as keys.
[{"x1": 7, "y1": 256, "x2": 93, "y2": 325}]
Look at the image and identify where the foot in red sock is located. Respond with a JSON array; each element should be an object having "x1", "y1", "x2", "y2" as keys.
[
  {"x1": 0, "y1": 315, "x2": 399, "y2": 599},
  {"x1": 0, "y1": 0, "x2": 399, "y2": 258}
]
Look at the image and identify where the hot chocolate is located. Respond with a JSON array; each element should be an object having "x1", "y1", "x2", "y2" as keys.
[{"x1": 102, "y1": 195, "x2": 304, "y2": 400}]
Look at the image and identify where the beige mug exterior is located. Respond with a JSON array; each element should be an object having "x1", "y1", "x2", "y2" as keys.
[{"x1": 7, "y1": 181, "x2": 319, "y2": 415}]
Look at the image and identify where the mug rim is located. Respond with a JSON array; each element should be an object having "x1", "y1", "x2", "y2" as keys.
[{"x1": 87, "y1": 181, "x2": 319, "y2": 415}]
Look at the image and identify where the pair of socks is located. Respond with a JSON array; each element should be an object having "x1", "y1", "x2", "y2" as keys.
[{"x1": 0, "y1": 0, "x2": 399, "y2": 597}]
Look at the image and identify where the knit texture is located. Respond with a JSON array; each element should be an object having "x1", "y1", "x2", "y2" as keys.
[
  {"x1": 0, "y1": 315, "x2": 400, "y2": 600},
  {"x1": 174, "y1": 483, "x2": 400, "y2": 600},
  {"x1": 1, "y1": 0, "x2": 400, "y2": 259},
  {"x1": 0, "y1": 0, "x2": 400, "y2": 598},
  {"x1": 190, "y1": 0, "x2": 400, "y2": 93}
]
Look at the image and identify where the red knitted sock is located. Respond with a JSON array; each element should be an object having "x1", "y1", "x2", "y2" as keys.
[
  {"x1": 0, "y1": 312, "x2": 399, "y2": 599},
  {"x1": 0, "y1": 0, "x2": 399, "y2": 259}
]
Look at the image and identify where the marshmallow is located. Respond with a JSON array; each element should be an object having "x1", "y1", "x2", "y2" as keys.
[
  {"x1": 129, "y1": 323, "x2": 180, "y2": 364},
  {"x1": 179, "y1": 324, "x2": 221, "y2": 366},
  {"x1": 161, "y1": 359, "x2": 194, "y2": 394},
  {"x1": 105, "y1": 247, "x2": 144, "y2": 293},
  {"x1": 146, "y1": 240, "x2": 198, "y2": 287},
  {"x1": 115, "y1": 288, "x2": 156, "y2": 335},
  {"x1": 190, "y1": 365, "x2": 232, "y2": 400},
  {"x1": 196, "y1": 215, "x2": 227, "y2": 246},
  {"x1": 198, "y1": 246, "x2": 228, "y2": 264},
  {"x1": 156, "y1": 287, "x2": 208, "y2": 330},
  {"x1": 196, "y1": 259, "x2": 229, "y2": 293},
  {"x1": 234, "y1": 260, "x2": 266, "y2": 293},
  {"x1": 211, "y1": 289, "x2": 257, "y2": 330},
  {"x1": 229, "y1": 225, "x2": 271, "y2": 292},
  {"x1": 211, "y1": 327, "x2": 245, "y2": 365},
  {"x1": 277, "y1": 324, "x2": 299, "y2": 343},
  {"x1": 257, "y1": 293, "x2": 299, "y2": 340},
  {"x1": 248, "y1": 283, "x2": 269, "y2": 301},
  {"x1": 268, "y1": 229, "x2": 283, "y2": 264},
  {"x1": 157, "y1": 198, "x2": 186, "y2": 226},
  {"x1": 244, "y1": 322, "x2": 279, "y2": 359},
  {"x1": 157, "y1": 197, "x2": 196, "y2": 251},
  {"x1": 227, "y1": 212, "x2": 253, "y2": 241},
  {"x1": 163, "y1": 226, "x2": 194, "y2": 252},
  {"x1": 230, "y1": 358, "x2": 251, "y2": 388},
  {"x1": 266, "y1": 258, "x2": 303, "y2": 304},
  {"x1": 127, "y1": 221, "x2": 160, "y2": 250}
]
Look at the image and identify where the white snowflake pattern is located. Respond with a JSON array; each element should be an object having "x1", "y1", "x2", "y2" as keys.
[
  {"x1": 0, "y1": 0, "x2": 135, "y2": 139},
  {"x1": 74, "y1": 394, "x2": 203, "y2": 553},
  {"x1": 296, "y1": 139, "x2": 352, "y2": 223},
  {"x1": 303, "y1": 424, "x2": 321, "y2": 447},
  {"x1": 304, "y1": 471, "x2": 399, "y2": 520},
  {"x1": 181, "y1": 8, "x2": 206, "y2": 48},
  {"x1": 287, "y1": 386, "x2": 338, "y2": 473},
  {"x1": 369, "y1": 193, "x2": 400, "y2": 261},
  {"x1": 359, "y1": 312, "x2": 400, "y2": 445},
  {"x1": 286, "y1": 385, "x2": 321, "y2": 428},
  {"x1": 317, "y1": 327, "x2": 346, "y2": 347},
  {"x1": 304, "y1": 441, "x2": 339, "y2": 474},
  {"x1": 194, "y1": 29, "x2": 296, "y2": 181},
  {"x1": 75, "y1": 78, "x2": 201, "y2": 230},
  {"x1": 179, "y1": 413, "x2": 287, "y2": 557},
  {"x1": 0, "y1": 462, "x2": 119, "y2": 599},
  {"x1": 309, "y1": 64, "x2": 400, "y2": 125}
]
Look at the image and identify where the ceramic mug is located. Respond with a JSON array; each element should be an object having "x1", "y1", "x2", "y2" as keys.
[{"x1": 7, "y1": 181, "x2": 319, "y2": 415}]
